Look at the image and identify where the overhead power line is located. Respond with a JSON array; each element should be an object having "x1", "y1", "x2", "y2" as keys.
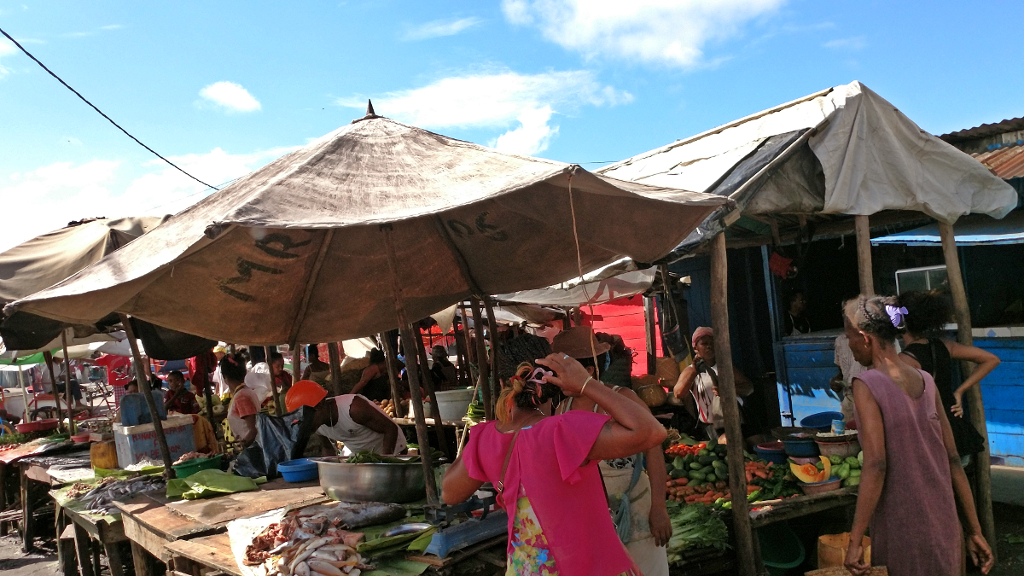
[{"x1": 0, "y1": 26, "x2": 219, "y2": 191}]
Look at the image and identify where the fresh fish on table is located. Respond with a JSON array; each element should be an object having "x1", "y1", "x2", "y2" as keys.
[
  {"x1": 244, "y1": 503, "x2": 380, "y2": 576},
  {"x1": 69, "y1": 475, "x2": 165, "y2": 515},
  {"x1": 295, "y1": 501, "x2": 405, "y2": 530}
]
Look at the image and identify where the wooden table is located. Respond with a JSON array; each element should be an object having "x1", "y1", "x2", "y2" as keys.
[
  {"x1": 116, "y1": 478, "x2": 329, "y2": 576},
  {"x1": 18, "y1": 449, "x2": 92, "y2": 551},
  {"x1": 748, "y1": 486, "x2": 858, "y2": 529},
  {"x1": 53, "y1": 495, "x2": 130, "y2": 576}
]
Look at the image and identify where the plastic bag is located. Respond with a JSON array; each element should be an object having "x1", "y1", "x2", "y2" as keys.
[{"x1": 233, "y1": 406, "x2": 317, "y2": 479}]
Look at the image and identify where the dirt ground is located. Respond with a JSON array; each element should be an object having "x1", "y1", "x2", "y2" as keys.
[{"x1": 0, "y1": 533, "x2": 59, "y2": 576}]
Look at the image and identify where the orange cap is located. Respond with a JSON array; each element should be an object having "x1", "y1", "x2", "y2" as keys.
[{"x1": 285, "y1": 380, "x2": 328, "y2": 412}]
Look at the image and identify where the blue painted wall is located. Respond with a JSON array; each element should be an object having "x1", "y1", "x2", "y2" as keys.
[{"x1": 782, "y1": 336, "x2": 1024, "y2": 466}]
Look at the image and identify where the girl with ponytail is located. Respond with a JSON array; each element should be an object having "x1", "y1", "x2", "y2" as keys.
[{"x1": 442, "y1": 353, "x2": 665, "y2": 576}]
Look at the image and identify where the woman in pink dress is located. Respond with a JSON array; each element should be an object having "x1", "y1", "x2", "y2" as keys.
[
  {"x1": 841, "y1": 295, "x2": 993, "y2": 576},
  {"x1": 442, "y1": 353, "x2": 667, "y2": 576}
]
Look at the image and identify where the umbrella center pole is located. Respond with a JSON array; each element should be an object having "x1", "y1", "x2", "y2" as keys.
[{"x1": 381, "y1": 224, "x2": 439, "y2": 506}]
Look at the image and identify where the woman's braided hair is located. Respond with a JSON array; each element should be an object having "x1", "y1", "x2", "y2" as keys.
[
  {"x1": 494, "y1": 362, "x2": 562, "y2": 424},
  {"x1": 843, "y1": 294, "x2": 906, "y2": 344}
]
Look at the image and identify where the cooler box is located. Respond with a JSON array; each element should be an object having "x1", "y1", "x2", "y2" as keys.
[{"x1": 113, "y1": 414, "x2": 195, "y2": 467}]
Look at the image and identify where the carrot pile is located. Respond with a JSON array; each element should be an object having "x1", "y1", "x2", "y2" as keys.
[
  {"x1": 665, "y1": 477, "x2": 761, "y2": 504},
  {"x1": 744, "y1": 460, "x2": 773, "y2": 484}
]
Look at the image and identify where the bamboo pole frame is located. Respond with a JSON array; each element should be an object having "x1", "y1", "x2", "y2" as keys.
[
  {"x1": 415, "y1": 325, "x2": 451, "y2": 460},
  {"x1": 710, "y1": 234, "x2": 758, "y2": 576},
  {"x1": 482, "y1": 297, "x2": 501, "y2": 404},
  {"x1": 469, "y1": 300, "x2": 493, "y2": 421},
  {"x1": 380, "y1": 333, "x2": 404, "y2": 418},
  {"x1": 59, "y1": 331, "x2": 77, "y2": 435},
  {"x1": 381, "y1": 224, "x2": 439, "y2": 506},
  {"x1": 327, "y1": 343, "x2": 343, "y2": 396},
  {"x1": 120, "y1": 314, "x2": 175, "y2": 476},
  {"x1": 939, "y1": 221, "x2": 996, "y2": 559}
]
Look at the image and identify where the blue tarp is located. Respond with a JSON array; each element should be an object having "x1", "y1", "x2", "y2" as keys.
[{"x1": 871, "y1": 210, "x2": 1024, "y2": 246}]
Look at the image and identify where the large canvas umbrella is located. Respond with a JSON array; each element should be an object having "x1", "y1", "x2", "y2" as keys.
[{"x1": 7, "y1": 110, "x2": 729, "y2": 344}]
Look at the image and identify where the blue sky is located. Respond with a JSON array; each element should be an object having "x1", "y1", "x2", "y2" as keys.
[{"x1": 1, "y1": 1, "x2": 1022, "y2": 252}]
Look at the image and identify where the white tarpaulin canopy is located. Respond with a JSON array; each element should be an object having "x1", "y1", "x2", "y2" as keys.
[
  {"x1": 494, "y1": 266, "x2": 657, "y2": 307},
  {"x1": 600, "y1": 81, "x2": 1018, "y2": 255},
  {"x1": 7, "y1": 112, "x2": 727, "y2": 345}
]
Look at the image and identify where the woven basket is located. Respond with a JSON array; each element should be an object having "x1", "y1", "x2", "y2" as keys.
[
  {"x1": 818, "y1": 533, "x2": 870, "y2": 569},
  {"x1": 805, "y1": 567, "x2": 888, "y2": 576}
]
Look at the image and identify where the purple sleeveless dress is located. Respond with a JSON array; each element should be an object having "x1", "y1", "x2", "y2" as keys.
[{"x1": 857, "y1": 369, "x2": 961, "y2": 576}]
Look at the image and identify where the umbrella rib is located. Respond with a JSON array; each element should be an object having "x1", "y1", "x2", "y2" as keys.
[
  {"x1": 287, "y1": 229, "x2": 335, "y2": 345},
  {"x1": 431, "y1": 215, "x2": 487, "y2": 297}
]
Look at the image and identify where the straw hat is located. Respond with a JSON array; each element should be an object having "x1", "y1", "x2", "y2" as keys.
[{"x1": 551, "y1": 327, "x2": 611, "y2": 360}]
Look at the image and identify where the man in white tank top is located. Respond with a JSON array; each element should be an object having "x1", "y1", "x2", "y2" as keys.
[{"x1": 285, "y1": 381, "x2": 406, "y2": 456}]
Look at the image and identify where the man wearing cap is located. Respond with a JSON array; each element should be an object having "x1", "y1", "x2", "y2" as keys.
[
  {"x1": 673, "y1": 327, "x2": 753, "y2": 441},
  {"x1": 285, "y1": 381, "x2": 406, "y2": 456}
]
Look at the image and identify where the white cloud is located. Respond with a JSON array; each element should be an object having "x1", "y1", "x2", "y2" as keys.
[
  {"x1": 199, "y1": 81, "x2": 262, "y2": 113},
  {"x1": 403, "y1": 17, "x2": 483, "y2": 41},
  {"x1": 0, "y1": 38, "x2": 16, "y2": 79},
  {"x1": 501, "y1": 0, "x2": 786, "y2": 69},
  {"x1": 338, "y1": 69, "x2": 629, "y2": 155},
  {"x1": 0, "y1": 146, "x2": 296, "y2": 252},
  {"x1": 101, "y1": 24, "x2": 124, "y2": 31},
  {"x1": 339, "y1": 69, "x2": 630, "y2": 129},
  {"x1": 491, "y1": 106, "x2": 558, "y2": 155},
  {"x1": 824, "y1": 36, "x2": 867, "y2": 51}
]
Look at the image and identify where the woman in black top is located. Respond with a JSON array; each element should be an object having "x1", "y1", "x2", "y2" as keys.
[{"x1": 897, "y1": 291, "x2": 1001, "y2": 463}]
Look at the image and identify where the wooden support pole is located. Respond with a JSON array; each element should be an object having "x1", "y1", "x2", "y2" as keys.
[
  {"x1": 59, "y1": 331, "x2": 77, "y2": 435},
  {"x1": 457, "y1": 304, "x2": 475, "y2": 387},
  {"x1": 381, "y1": 224, "x2": 438, "y2": 506},
  {"x1": 482, "y1": 297, "x2": 501, "y2": 402},
  {"x1": 710, "y1": 234, "x2": 758, "y2": 576},
  {"x1": 380, "y1": 333, "x2": 404, "y2": 418},
  {"x1": 415, "y1": 325, "x2": 451, "y2": 460},
  {"x1": 327, "y1": 343, "x2": 343, "y2": 396},
  {"x1": 469, "y1": 300, "x2": 493, "y2": 421},
  {"x1": 42, "y1": 351, "x2": 63, "y2": 427},
  {"x1": 119, "y1": 314, "x2": 175, "y2": 477},
  {"x1": 16, "y1": 365, "x2": 30, "y2": 424},
  {"x1": 854, "y1": 215, "x2": 874, "y2": 296},
  {"x1": 643, "y1": 296, "x2": 657, "y2": 375},
  {"x1": 939, "y1": 221, "x2": 996, "y2": 559},
  {"x1": 264, "y1": 346, "x2": 283, "y2": 416}
]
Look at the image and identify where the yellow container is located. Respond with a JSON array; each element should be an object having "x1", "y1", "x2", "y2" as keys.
[
  {"x1": 90, "y1": 440, "x2": 119, "y2": 470},
  {"x1": 818, "y1": 532, "x2": 871, "y2": 569}
]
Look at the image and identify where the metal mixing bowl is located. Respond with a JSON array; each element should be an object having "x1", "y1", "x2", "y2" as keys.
[{"x1": 314, "y1": 457, "x2": 426, "y2": 503}]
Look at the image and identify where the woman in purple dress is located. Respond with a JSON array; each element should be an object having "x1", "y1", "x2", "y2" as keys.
[{"x1": 842, "y1": 295, "x2": 993, "y2": 576}]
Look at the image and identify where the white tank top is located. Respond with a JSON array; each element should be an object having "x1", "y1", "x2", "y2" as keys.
[{"x1": 316, "y1": 394, "x2": 406, "y2": 456}]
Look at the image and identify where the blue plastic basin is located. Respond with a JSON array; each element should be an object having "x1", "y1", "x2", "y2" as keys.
[
  {"x1": 754, "y1": 442, "x2": 788, "y2": 465},
  {"x1": 278, "y1": 458, "x2": 318, "y2": 482},
  {"x1": 781, "y1": 437, "x2": 819, "y2": 458},
  {"x1": 800, "y1": 411, "x2": 844, "y2": 432}
]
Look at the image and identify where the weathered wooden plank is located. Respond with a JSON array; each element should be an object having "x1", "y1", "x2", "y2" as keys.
[
  {"x1": 749, "y1": 487, "x2": 858, "y2": 529},
  {"x1": 115, "y1": 494, "x2": 214, "y2": 541},
  {"x1": 989, "y1": 433, "x2": 1024, "y2": 461},
  {"x1": 165, "y1": 481, "x2": 326, "y2": 528},
  {"x1": 166, "y1": 533, "x2": 242, "y2": 576}
]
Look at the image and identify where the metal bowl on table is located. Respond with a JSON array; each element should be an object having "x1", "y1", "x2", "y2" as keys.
[{"x1": 315, "y1": 456, "x2": 426, "y2": 503}]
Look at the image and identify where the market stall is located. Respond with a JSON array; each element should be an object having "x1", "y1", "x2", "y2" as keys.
[
  {"x1": 2, "y1": 106, "x2": 726, "y2": 576},
  {"x1": 599, "y1": 80, "x2": 1020, "y2": 573}
]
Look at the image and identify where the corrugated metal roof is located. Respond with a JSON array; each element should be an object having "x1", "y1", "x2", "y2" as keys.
[
  {"x1": 941, "y1": 117, "x2": 1024, "y2": 143},
  {"x1": 973, "y1": 144, "x2": 1024, "y2": 180}
]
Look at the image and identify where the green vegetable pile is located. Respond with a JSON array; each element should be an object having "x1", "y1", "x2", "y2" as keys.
[
  {"x1": 827, "y1": 452, "x2": 863, "y2": 487},
  {"x1": 665, "y1": 502, "x2": 730, "y2": 565},
  {"x1": 345, "y1": 451, "x2": 411, "y2": 464},
  {"x1": 464, "y1": 401, "x2": 486, "y2": 423}
]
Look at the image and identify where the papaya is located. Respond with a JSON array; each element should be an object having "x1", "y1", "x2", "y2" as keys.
[
  {"x1": 790, "y1": 461, "x2": 821, "y2": 484},
  {"x1": 819, "y1": 456, "x2": 832, "y2": 482}
]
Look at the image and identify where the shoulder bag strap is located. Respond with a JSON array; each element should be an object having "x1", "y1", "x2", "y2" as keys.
[{"x1": 496, "y1": 429, "x2": 522, "y2": 496}]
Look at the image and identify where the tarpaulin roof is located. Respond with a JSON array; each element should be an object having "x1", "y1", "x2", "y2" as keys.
[
  {"x1": 599, "y1": 81, "x2": 1019, "y2": 257},
  {"x1": 871, "y1": 210, "x2": 1024, "y2": 246},
  {"x1": 494, "y1": 266, "x2": 657, "y2": 307},
  {"x1": 6, "y1": 113, "x2": 728, "y2": 345},
  {"x1": 0, "y1": 217, "x2": 164, "y2": 350}
]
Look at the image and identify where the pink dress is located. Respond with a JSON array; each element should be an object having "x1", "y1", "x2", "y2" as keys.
[
  {"x1": 856, "y1": 369, "x2": 961, "y2": 576},
  {"x1": 461, "y1": 412, "x2": 636, "y2": 576}
]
